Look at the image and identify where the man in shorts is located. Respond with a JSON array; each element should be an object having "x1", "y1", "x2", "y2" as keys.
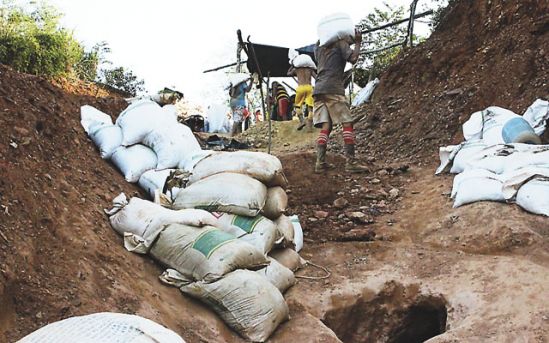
[
  {"x1": 313, "y1": 28, "x2": 369, "y2": 173},
  {"x1": 288, "y1": 61, "x2": 316, "y2": 132},
  {"x1": 229, "y1": 78, "x2": 252, "y2": 136}
]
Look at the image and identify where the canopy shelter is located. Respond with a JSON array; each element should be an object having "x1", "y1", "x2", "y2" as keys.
[{"x1": 244, "y1": 42, "x2": 315, "y2": 78}]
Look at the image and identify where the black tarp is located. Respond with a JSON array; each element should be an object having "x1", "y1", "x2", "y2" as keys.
[{"x1": 245, "y1": 43, "x2": 315, "y2": 78}]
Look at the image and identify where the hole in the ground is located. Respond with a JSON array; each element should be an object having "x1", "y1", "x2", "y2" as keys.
[{"x1": 322, "y1": 281, "x2": 447, "y2": 343}]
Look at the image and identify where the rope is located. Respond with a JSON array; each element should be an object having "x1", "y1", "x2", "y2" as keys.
[{"x1": 295, "y1": 261, "x2": 331, "y2": 280}]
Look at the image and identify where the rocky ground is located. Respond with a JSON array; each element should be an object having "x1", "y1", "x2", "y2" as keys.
[{"x1": 1, "y1": 0, "x2": 548, "y2": 341}]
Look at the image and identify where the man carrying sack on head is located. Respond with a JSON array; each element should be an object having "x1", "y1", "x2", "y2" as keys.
[{"x1": 313, "y1": 19, "x2": 369, "y2": 174}]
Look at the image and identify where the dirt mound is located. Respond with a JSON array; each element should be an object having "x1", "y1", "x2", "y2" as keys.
[{"x1": 353, "y1": 0, "x2": 549, "y2": 162}]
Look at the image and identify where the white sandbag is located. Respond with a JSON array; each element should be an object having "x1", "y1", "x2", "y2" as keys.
[
  {"x1": 452, "y1": 169, "x2": 505, "y2": 207},
  {"x1": 138, "y1": 169, "x2": 173, "y2": 199},
  {"x1": 501, "y1": 165, "x2": 549, "y2": 199},
  {"x1": 269, "y1": 248, "x2": 306, "y2": 272},
  {"x1": 274, "y1": 215, "x2": 295, "y2": 248},
  {"x1": 206, "y1": 104, "x2": 229, "y2": 134},
  {"x1": 318, "y1": 12, "x2": 355, "y2": 46},
  {"x1": 116, "y1": 99, "x2": 177, "y2": 146},
  {"x1": 106, "y1": 193, "x2": 219, "y2": 252},
  {"x1": 291, "y1": 54, "x2": 316, "y2": 69},
  {"x1": 214, "y1": 212, "x2": 279, "y2": 254},
  {"x1": 289, "y1": 215, "x2": 304, "y2": 252},
  {"x1": 111, "y1": 145, "x2": 158, "y2": 183},
  {"x1": 150, "y1": 224, "x2": 269, "y2": 282},
  {"x1": 174, "y1": 173, "x2": 268, "y2": 217},
  {"x1": 80, "y1": 105, "x2": 113, "y2": 134},
  {"x1": 89, "y1": 124, "x2": 123, "y2": 159},
  {"x1": 516, "y1": 178, "x2": 549, "y2": 216},
  {"x1": 179, "y1": 150, "x2": 214, "y2": 172},
  {"x1": 436, "y1": 144, "x2": 460, "y2": 174},
  {"x1": 462, "y1": 107, "x2": 519, "y2": 146},
  {"x1": 450, "y1": 140, "x2": 488, "y2": 173},
  {"x1": 256, "y1": 257, "x2": 296, "y2": 293},
  {"x1": 164, "y1": 269, "x2": 289, "y2": 342},
  {"x1": 18, "y1": 312, "x2": 185, "y2": 343},
  {"x1": 142, "y1": 124, "x2": 201, "y2": 170},
  {"x1": 352, "y1": 78, "x2": 379, "y2": 107},
  {"x1": 523, "y1": 99, "x2": 549, "y2": 135},
  {"x1": 188, "y1": 151, "x2": 288, "y2": 187},
  {"x1": 262, "y1": 187, "x2": 288, "y2": 220},
  {"x1": 501, "y1": 147, "x2": 549, "y2": 174}
]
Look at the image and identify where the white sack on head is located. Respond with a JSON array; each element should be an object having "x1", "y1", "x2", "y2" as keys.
[
  {"x1": 90, "y1": 124, "x2": 123, "y2": 159},
  {"x1": 80, "y1": 105, "x2": 113, "y2": 134},
  {"x1": 18, "y1": 312, "x2": 185, "y2": 343},
  {"x1": 318, "y1": 12, "x2": 355, "y2": 46},
  {"x1": 111, "y1": 145, "x2": 158, "y2": 183},
  {"x1": 226, "y1": 73, "x2": 250, "y2": 90},
  {"x1": 174, "y1": 173, "x2": 268, "y2": 217},
  {"x1": 150, "y1": 224, "x2": 269, "y2": 282},
  {"x1": 188, "y1": 151, "x2": 288, "y2": 187},
  {"x1": 292, "y1": 54, "x2": 317, "y2": 69}
]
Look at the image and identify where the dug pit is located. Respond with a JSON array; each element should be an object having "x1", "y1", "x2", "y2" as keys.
[{"x1": 322, "y1": 281, "x2": 448, "y2": 343}]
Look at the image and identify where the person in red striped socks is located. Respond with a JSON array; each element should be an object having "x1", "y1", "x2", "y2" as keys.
[{"x1": 312, "y1": 28, "x2": 369, "y2": 173}]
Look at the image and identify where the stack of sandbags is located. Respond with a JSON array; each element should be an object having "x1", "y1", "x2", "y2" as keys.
[
  {"x1": 106, "y1": 193, "x2": 294, "y2": 341},
  {"x1": 80, "y1": 99, "x2": 203, "y2": 185},
  {"x1": 436, "y1": 99, "x2": 549, "y2": 215},
  {"x1": 18, "y1": 312, "x2": 185, "y2": 343}
]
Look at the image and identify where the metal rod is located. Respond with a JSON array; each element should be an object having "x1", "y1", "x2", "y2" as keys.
[
  {"x1": 360, "y1": 9, "x2": 433, "y2": 34},
  {"x1": 282, "y1": 81, "x2": 296, "y2": 92},
  {"x1": 360, "y1": 41, "x2": 404, "y2": 55},
  {"x1": 203, "y1": 61, "x2": 248, "y2": 74},
  {"x1": 245, "y1": 34, "x2": 272, "y2": 154}
]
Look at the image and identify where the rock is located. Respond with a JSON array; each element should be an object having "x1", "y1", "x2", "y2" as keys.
[
  {"x1": 308, "y1": 217, "x2": 318, "y2": 222},
  {"x1": 314, "y1": 210, "x2": 329, "y2": 219},
  {"x1": 389, "y1": 188, "x2": 400, "y2": 199},
  {"x1": 377, "y1": 169, "x2": 389, "y2": 177},
  {"x1": 347, "y1": 211, "x2": 366, "y2": 220},
  {"x1": 14, "y1": 126, "x2": 30, "y2": 136},
  {"x1": 370, "y1": 178, "x2": 381, "y2": 184},
  {"x1": 333, "y1": 197, "x2": 349, "y2": 209}
]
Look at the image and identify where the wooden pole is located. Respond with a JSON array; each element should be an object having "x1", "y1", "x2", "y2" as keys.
[
  {"x1": 203, "y1": 61, "x2": 247, "y2": 74},
  {"x1": 361, "y1": 9, "x2": 433, "y2": 34}
]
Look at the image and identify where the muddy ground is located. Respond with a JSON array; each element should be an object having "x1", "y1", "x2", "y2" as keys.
[{"x1": 1, "y1": 0, "x2": 548, "y2": 341}]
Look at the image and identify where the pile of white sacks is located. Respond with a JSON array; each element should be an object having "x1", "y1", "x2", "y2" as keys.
[
  {"x1": 437, "y1": 99, "x2": 549, "y2": 216},
  {"x1": 81, "y1": 100, "x2": 305, "y2": 342}
]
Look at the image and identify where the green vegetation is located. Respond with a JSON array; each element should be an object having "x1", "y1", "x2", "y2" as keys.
[{"x1": 0, "y1": 0, "x2": 145, "y2": 95}]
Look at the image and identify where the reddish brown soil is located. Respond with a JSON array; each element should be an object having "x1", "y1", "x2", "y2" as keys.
[
  {"x1": 1, "y1": 0, "x2": 548, "y2": 341},
  {"x1": 353, "y1": 0, "x2": 549, "y2": 163}
]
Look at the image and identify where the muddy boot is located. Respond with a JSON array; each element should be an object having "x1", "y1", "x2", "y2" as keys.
[
  {"x1": 344, "y1": 144, "x2": 370, "y2": 173},
  {"x1": 315, "y1": 144, "x2": 329, "y2": 173}
]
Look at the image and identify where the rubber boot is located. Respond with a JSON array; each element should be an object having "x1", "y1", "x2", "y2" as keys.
[
  {"x1": 297, "y1": 113, "x2": 306, "y2": 131},
  {"x1": 344, "y1": 144, "x2": 370, "y2": 173},
  {"x1": 305, "y1": 106, "x2": 313, "y2": 132},
  {"x1": 315, "y1": 144, "x2": 329, "y2": 173}
]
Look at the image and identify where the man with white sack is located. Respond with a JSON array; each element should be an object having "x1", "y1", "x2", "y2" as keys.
[
  {"x1": 288, "y1": 51, "x2": 317, "y2": 132},
  {"x1": 313, "y1": 15, "x2": 369, "y2": 173}
]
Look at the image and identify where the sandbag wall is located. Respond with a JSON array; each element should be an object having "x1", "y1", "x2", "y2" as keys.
[{"x1": 436, "y1": 99, "x2": 549, "y2": 216}]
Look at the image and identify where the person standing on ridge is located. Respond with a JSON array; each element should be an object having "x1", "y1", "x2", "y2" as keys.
[{"x1": 313, "y1": 28, "x2": 369, "y2": 173}]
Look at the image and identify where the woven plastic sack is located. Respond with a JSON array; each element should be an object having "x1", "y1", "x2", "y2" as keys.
[
  {"x1": 214, "y1": 212, "x2": 279, "y2": 254},
  {"x1": 274, "y1": 215, "x2": 295, "y2": 248},
  {"x1": 150, "y1": 223, "x2": 269, "y2": 282},
  {"x1": 317, "y1": 12, "x2": 355, "y2": 46},
  {"x1": 111, "y1": 145, "x2": 158, "y2": 183},
  {"x1": 142, "y1": 124, "x2": 201, "y2": 170},
  {"x1": 269, "y1": 248, "x2": 306, "y2": 272},
  {"x1": 262, "y1": 187, "x2": 288, "y2": 219},
  {"x1": 89, "y1": 124, "x2": 123, "y2": 159},
  {"x1": 106, "y1": 194, "x2": 218, "y2": 252},
  {"x1": 162, "y1": 269, "x2": 289, "y2": 342},
  {"x1": 188, "y1": 151, "x2": 288, "y2": 187},
  {"x1": 80, "y1": 105, "x2": 113, "y2": 134},
  {"x1": 174, "y1": 173, "x2": 267, "y2": 217},
  {"x1": 256, "y1": 257, "x2": 296, "y2": 293},
  {"x1": 18, "y1": 312, "x2": 185, "y2": 343}
]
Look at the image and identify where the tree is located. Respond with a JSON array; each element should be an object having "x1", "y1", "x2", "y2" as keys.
[
  {"x1": 99, "y1": 66, "x2": 145, "y2": 96},
  {"x1": 74, "y1": 41, "x2": 111, "y2": 82},
  {"x1": 354, "y1": 3, "x2": 407, "y2": 86}
]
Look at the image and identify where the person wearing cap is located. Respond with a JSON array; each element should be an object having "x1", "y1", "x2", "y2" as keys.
[{"x1": 313, "y1": 28, "x2": 369, "y2": 173}]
